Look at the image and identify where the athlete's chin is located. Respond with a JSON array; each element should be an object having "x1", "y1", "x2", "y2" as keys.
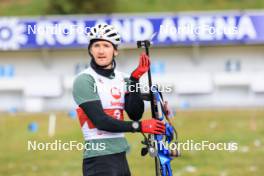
[{"x1": 96, "y1": 59, "x2": 112, "y2": 67}]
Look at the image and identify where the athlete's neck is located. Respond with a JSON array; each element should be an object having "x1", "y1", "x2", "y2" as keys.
[{"x1": 90, "y1": 59, "x2": 116, "y2": 78}]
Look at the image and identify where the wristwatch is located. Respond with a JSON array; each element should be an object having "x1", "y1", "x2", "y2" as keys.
[{"x1": 132, "y1": 121, "x2": 140, "y2": 132}]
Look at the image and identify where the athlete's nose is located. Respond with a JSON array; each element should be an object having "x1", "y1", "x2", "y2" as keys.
[{"x1": 98, "y1": 46, "x2": 104, "y2": 54}]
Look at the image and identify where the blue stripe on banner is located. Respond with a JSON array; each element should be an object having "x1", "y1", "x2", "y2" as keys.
[{"x1": 0, "y1": 12, "x2": 264, "y2": 50}]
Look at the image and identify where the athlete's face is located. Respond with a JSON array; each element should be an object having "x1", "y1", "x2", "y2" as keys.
[{"x1": 90, "y1": 40, "x2": 118, "y2": 69}]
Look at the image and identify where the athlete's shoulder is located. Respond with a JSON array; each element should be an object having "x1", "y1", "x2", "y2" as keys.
[
  {"x1": 72, "y1": 67, "x2": 99, "y2": 105},
  {"x1": 73, "y1": 67, "x2": 95, "y2": 87}
]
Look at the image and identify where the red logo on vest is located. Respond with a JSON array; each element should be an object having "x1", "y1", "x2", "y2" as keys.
[{"x1": 110, "y1": 87, "x2": 121, "y2": 99}]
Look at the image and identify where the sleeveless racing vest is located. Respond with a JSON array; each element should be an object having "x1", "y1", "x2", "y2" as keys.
[{"x1": 76, "y1": 67, "x2": 126, "y2": 141}]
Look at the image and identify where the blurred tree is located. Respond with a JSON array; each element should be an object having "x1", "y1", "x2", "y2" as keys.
[{"x1": 46, "y1": 0, "x2": 117, "y2": 14}]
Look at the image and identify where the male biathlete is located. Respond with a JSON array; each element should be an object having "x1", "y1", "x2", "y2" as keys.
[{"x1": 73, "y1": 24, "x2": 165, "y2": 176}]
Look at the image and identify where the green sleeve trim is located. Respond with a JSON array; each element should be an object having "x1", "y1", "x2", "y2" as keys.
[{"x1": 73, "y1": 73, "x2": 100, "y2": 105}]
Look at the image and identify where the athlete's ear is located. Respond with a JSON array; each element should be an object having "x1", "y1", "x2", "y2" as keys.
[{"x1": 114, "y1": 50, "x2": 118, "y2": 57}]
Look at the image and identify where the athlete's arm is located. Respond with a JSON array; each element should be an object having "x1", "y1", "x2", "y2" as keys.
[
  {"x1": 124, "y1": 53, "x2": 150, "y2": 121},
  {"x1": 124, "y1": 76, "x2": 144, "y2": 121},
  {"x1": 73, "y1": 73, "x2": 138, "y2": 132},
  {"x1": 73, "y1": 73, "x2": 165, "y2": 134},
  {"x1": 80, "y1": 100, "x2": 138, "y2": 132}
]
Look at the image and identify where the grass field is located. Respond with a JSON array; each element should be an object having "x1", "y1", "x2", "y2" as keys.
[
  {"x1": 1, "y1": 0, "x2": 264, "y2": 16},
  {"x1": 0, "y1": 109, "x2": 264, "y2": 176}
]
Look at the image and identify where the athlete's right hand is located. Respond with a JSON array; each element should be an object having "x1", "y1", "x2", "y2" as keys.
[
  {"x1": 140, "y1": 119, "x2": 165, "y2": 134},
  {"x1": 131, "y1": 52, "x2": 150, "y2": 80}
]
